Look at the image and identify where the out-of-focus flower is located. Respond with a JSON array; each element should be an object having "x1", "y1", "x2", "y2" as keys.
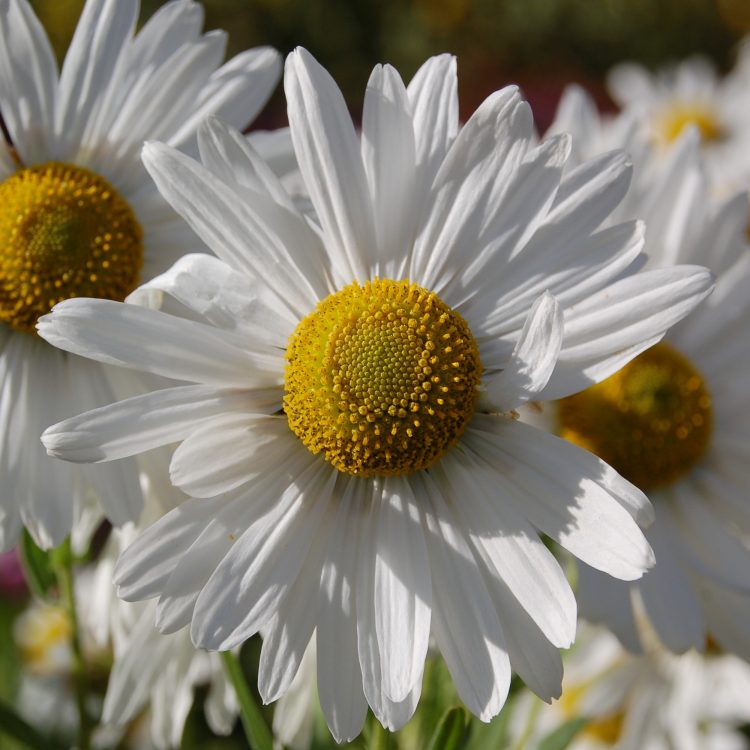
[
  {"x1": 0, "y1": 0, "x2": 281, "y2": 550},
  {"x1": 511, "y1": 624, "x2": 750, "y2": 750},
  {"x1": 545, "y1": 88, "x2": 750, "y2": 659},
  {"x1": 606, "y1": 56, "x2": 750, "y2": 189},
  {"x1": 38, "y1": 48, "x2": 714, "y2": 741}
]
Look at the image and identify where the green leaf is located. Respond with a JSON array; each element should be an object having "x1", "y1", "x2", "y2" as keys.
[
  {"x1": 538, "y1": 717, "x2": 587, "y2": 750},
  {"x1": 18, "y1": 530, "x2": 57, "y2": 599},
  {"x1": 220, "y1": 650, "x2": 273, "y2": 750},
  {"x1": 463, "y1": 705, "x2": 512, "y2": 750},
  {"x1": 0, "y1": 699, "x2": 65, "y2": 750},
  {"x1": 426, "y1": 707, "x2": 469, "y2": 750}
]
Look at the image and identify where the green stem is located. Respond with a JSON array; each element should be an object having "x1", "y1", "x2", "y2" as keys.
[
  {"x1": 54, "y1": 548, "x2": 92, "y2": 750},
  {"x1": 220, "y1": 650, "x2": 273, "y2": 750},
  {"x1": 511, "y1": 697, "x2": 541, "y2": 750}
]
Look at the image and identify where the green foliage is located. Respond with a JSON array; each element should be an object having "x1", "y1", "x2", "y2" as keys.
[
  {"x1": 0, "y1": 700, "x2": 66, "y2": 750},
  {"x1": 538, "y1": 717, "x2": 588, "y2": 750},
  {"x1": 426, "y1": 707, "x2": 469, "y2": 750},
  {"x1": 18, "y1": 531, "x2": 57, "y2": 600}
]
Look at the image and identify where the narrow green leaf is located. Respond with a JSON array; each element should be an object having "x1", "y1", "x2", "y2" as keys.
[
  {"x1": 18, "y1": 530, "x2": 56, "y2": 599},
  {"x1": 426, "y1": 707, "x2": 469, "y2": 750},
  {"x1": 538, "y1": 717, "x2": 587, "y2": 750},
  {"x1": 0, "y1": 699, "x2": 64, "y2": 750},
  {"x1": 463, "y1": 706, "x2": 512, "y2": 750},
  {"x1": 220, "y1": 650, "x2": 273, "y2": 750}
]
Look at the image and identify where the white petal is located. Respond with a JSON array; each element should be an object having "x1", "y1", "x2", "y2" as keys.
[
  {"x1": 43, "y1": 384, "x2": 276, "y2": 462},
  {"x1": 415, "y1": 471, "x2": 511, "y2": 721},
  {"x1": 55, "y1": 0, "x2": 137, "y2": 159},
  {"x1": 168, "y1": 46, "x2": 282, "y2": 151},
  {"x1": 576, "y1": 562, "x2": 643, "y2": 653},
  {"x1": 169, "y1": 414, "x2": 295, "y2": 498},
  {"x1": 102, "y1": 604, "x2": 173, "y2": 725},
  {"x1": 37, "y1": 298, "x2": 281, "y2": 387},
  {"x1": 114, "y1": 496, "x2": 229, "y2": 601},
  {"x1": 127, "y1": 253, "x2": 298, "y2": 348},
  {"x1": 142, "y1": 141, "x2": 323, "y2": 317},
  {"x1": 482, "y1": 291, "x2": 563, "y2": 410},
  {"x1": 354, "y1": 489, "x2": 421, "y2": 730},
  {"x1": 154, "y1": 488, "x2": 281, "y2": 634},
  {"x1": 197, "y1": 117, "x2": 299, "y2": 214},
  {"x1": 0, "y1": 0, "x2": 57, "y2": 163},
  {"x1": 373, "y1": 476, "x2": 431, "y2": 703},
  {"x1": 539, "y1": 265, "x2": 714, "y2": 401},
  {"x1": 465, "y1": 417, "x2": 655, "y2": 579},
  {"x1": 411, "y1": 86, "x2": 532, "y2": 291},
  {"x1": 285, "y1": 48, "x2": 376, "y2": 281},
  {"x1": 637, "y1": 509, "x2": 705, "y2": 653},
  {"x1": 361, "y1": 64, "x2": 417, "y2": 277},
  {"x1": 191, "y1": 459, "x2": 336, "y2": 650},
  {"x1": 315, "y1": 485, "x2": 369, "y2": 743},
  {"x1": 435, "y1": 449, "x2": 576, "y2": 648},
  {"x1": 406, "y1": 54, "x2": 458, "y2": 196},
  {"x1": 257, "y1": 501, "x2": 336, "y2": 703}
]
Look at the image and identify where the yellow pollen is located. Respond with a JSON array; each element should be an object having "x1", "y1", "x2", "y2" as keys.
[
  {"x1": 558, "y1": 342, "x2": 712, "y2": 491},
  {"x1": 656, "y1": 103, "x2": 725, "y2": 145},
  {"x1": 0, "y1": 162, "x2": 143, "y2": 332},
  {"x1": 284, "y1": 279, "x2": 482, "y2": 476}
]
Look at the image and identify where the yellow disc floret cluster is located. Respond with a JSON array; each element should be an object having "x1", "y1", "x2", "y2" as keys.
[
  {"x1": 0, "y1": 162, "x2": 143, "y2": 333},
  {"x1": 558, "y1": 342, "x2": 712, "y2": 491},
  {"x1": 656, "y1": 103, "x2": 725, "y2": 145},
  {"x1": 284, "y1": 279, "x2": 482, "y2": 476}
]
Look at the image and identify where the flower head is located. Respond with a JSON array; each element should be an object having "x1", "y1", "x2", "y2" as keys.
[
  {"x1": 39, "y1": 49, "x2": 713, "y2": 740},
  {"x1": 0, "y1": 0, "x2": 281, "y2": 549}
]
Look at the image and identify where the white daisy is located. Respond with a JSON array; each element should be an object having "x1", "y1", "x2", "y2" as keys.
[
  {"x1": 545, "y1": 88, "x2": 750, "y2": 658},
  {"x1": 511, "y1": 624, "x2": 750, "y2": 750},
  {"x1": 606, "y1": 55, "x2": 750, "y2": 189},
  {"x1": 0, "y1": 0, "x2": 281, "y2": 549},
  {"x1": 38, "y1": 49, "x2": 713, "y2": 740}
]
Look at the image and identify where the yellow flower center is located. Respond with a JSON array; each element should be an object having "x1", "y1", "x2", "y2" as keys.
[
  {"x1": 656, "y1": 104, "x2": 725, "y2": 145},
  {"x1": 284, "y1": 279, "x2": 482, "y2": 476},
  {"x1": 561, "y1": 682, "x2": 624, "y2": 745},
  {"x1": 15, "y1": 604, "x2": 71, "y2": 675},
  {"x1": 558, "y1": 342, "x2": 712, "y2": 491},
  {"x1": 0, "y1": 162, "x2": 143, "y2": 333}
]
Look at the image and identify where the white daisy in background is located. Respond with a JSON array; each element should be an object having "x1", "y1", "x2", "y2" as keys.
[
  {"x1": 0, "y1": 0, "x2": 281, "y2": 549},
  {"x1": 511, "y1": 624, "x2": 750, "y2": 750},
  {"x1": 13, "y1": 574, "x2": 112, "y2": 743},
  {"x1": 606, "y1": 55, "x2": 750, "y2": 189},
  {"x1": 86, "y1": 459, "x2": 240, "y2": 750},
  {"x1": 544, "y1": 89, "x2": 750, "y2": 658},
  {"x1": 38, "y1": 48, "x2": 713, "y2": 741}
]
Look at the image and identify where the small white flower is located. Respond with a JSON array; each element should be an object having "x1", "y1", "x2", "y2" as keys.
[
  {"x1": 606, "y1": 55, "x2": 750, "y2": 189},
  {"x1": 0, "y1": 0, "x2": 281, "y2": 549},
  {"x1": 512, "y1": 624, "x2": 750, "y2": 750},
  {"x1": 39, "y1": 49, "x2": 713, "y2": 740}
]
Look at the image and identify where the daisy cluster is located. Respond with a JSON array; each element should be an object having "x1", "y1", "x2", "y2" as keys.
[{"x1": 0, "y1": 1, "x2": 749, "y2": 749}]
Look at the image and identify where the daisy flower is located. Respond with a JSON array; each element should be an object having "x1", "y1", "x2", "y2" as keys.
[
  {"x1": 606, "y1": 56, "x2": 750, "y2": 188},
  {"x1": 511, "y1": 624, "x2": 750, "y2": 750},
  {"x1": 0, "y1": 0, "x2": 281, "y2": 549},
  {"x1": 39, "y1": 49, "x2": 712, "y2": 740},
  {"x1": 545, "y1": 89, "x2": 750, "y2": 658}
]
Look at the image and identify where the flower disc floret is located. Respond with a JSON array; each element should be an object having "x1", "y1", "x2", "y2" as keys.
[
  {"x1": 284, "y1": 279, "x2": 483, "y2": 476},
  {"x1": 0, "y1": 162, "x2": 143, "y2": 332},
  {"x1": 558, "y1": 342, "x2": 712, "y2": 491},
  {"x1": 657, "y1": 104, "x2": 725, "y2": 145}
]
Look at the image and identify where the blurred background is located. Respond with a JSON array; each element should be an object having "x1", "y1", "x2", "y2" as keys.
[{"x1": 30, "y1": 0, "x2": 749, "y2": 131}]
